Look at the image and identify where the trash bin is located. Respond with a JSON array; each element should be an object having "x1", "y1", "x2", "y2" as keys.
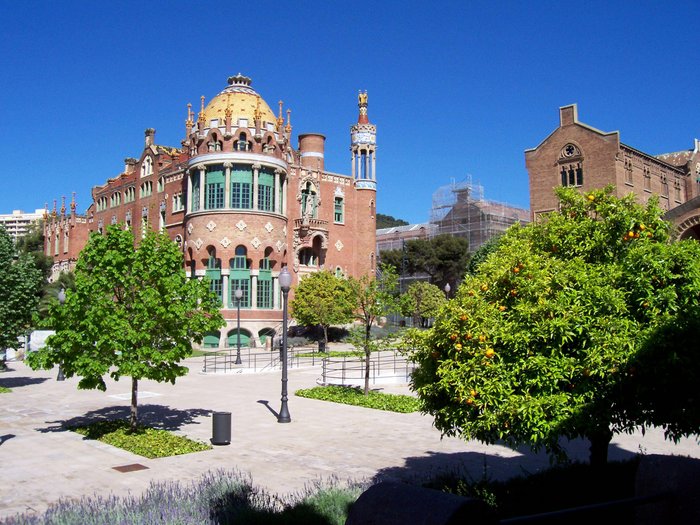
[{"x1": 212, "y1": 411, "x2": 231, "y2": 445}]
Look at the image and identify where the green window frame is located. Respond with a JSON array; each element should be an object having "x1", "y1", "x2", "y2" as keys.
[
  {"x1": 334, "y1": 197, "x2": 344, "y2": 223},
  {"x1": 205, "y1": 166, "x2": 225, "y2": 210},
  {"x1": 257, "y1": 261, "x2": 272, "y2": 309},
  {"x1": 205, "y1": 250, "x2": 222, "y2": 304},
  {"x1": 230, "y1": 246, "x2": 250, "y2": 308},
  {"x1": 231, "y1": 164, "x2": 252, "y2": 209},
  {"x1": 258, "y1": 169, "x2": 274, "y2": 212},
  {"x1": 191, "y1": 174, "x2": 200, "y2": 212},
  {"x1": 203, "y1": 332, "x2": 220, "y2": 348}
]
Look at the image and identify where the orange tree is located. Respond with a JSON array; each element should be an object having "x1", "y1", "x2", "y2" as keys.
[{"x1": 409, "y1": 187, "x2": 700, "y2": 466}]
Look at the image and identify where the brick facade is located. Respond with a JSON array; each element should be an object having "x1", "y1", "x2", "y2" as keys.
[
  {"x1": 45, "y1": 75, "x2": 377, "y2": 347},
  {"x1": 525, "y1": 104, "x2": 700, "y2": 239}
]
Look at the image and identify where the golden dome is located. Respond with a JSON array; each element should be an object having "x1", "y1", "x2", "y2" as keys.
[{"x1": 203, "y1": 74, "x2": 277, "y2": 127}]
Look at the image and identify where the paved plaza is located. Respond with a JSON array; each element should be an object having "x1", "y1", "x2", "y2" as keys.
[{"x1": 1, "y1": 353, "x2": 699, "y2": 520}]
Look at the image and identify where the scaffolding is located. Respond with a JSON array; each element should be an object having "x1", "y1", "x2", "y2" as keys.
[{"x1": 429, "y1": 176, "x2": 530, "y2": 252}]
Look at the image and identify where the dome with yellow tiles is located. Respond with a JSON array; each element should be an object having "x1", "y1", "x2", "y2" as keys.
[{"x1": 203, "y1": 74, "x2": 277, "y2": 127}]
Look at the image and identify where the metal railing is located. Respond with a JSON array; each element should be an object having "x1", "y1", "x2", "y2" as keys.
[
  {"x1": 320, "y1": 350, "x2": 414, "y2": 386},
  {"x1": 202, "y1": 347, "x2": 325, "y2": 373}
]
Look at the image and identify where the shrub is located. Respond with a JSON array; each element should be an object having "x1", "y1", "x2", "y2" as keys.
[
  {"x1": 70, "y1": 419, "x2": 211, "y2": 458},
  {"x1": 296, "y1": 385, "x2": 420, "y2": 413}
]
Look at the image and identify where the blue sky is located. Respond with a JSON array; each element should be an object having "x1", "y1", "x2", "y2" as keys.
[{"x1": 1, "y1": 1, "x2": 698, "y2": 224}]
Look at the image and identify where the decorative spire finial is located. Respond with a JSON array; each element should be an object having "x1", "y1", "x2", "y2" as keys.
[
  {"x1": 285, "y1": 108, "x2": 292, "y2": 133},
  {"x1": 70, "y1": 192, "x2": 76, "y2": 212},
  {"x1": 60, "y1": 196, "x2": 66, "y2": 216},
  {"x1": 358, "y1": 90, "x2": 369, "y2": 124},
  {"x1": 198, "y1": 96, "x2": 206, "y2": 125},
  {"x1": 277, "y1": 100, "x2": 284, "y2": 130}
]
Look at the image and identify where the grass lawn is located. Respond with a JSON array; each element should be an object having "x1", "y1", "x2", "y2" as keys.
[
  {"x1": 70, "y1": 419, "x2": 211, "y2": 458},
  {"x1": 0, "y1": 386, "x2": 11, "y2": 394},
  {"x1": 295, "y1": 385, "x2": 420, "y2": 413}
]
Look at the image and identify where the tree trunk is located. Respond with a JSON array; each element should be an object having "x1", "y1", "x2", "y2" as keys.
[
  {"x1": 130, "y1": 377, "x2": 138, "y2": 432},
  {"x1": 588, "y1": 428, "x2": 612, "y2": 468},
  {"x1": 364, "y1": 324, "x2": 371, "y2": 395},
  {"x1": 323, "y1": 324, "x2": 329, "y2": 351}
]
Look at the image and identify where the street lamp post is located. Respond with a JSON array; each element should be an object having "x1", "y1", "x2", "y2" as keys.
[
  {"x1": 234, "y1": 288, "x2": 243, "y2": 365},
  {"x1": 278, "y1": 267, "x2": 292, "y2": 423},
  {"x1": 444, "y1": 282, "x2": 451, "y2": 299},
  {"x1": 56, "y1": 288, "x2": 66, "y2": 381}
]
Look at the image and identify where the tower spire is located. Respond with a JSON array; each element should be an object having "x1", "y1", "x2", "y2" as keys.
[{"x1": 358, "y1": 90, "x2": 369, "y2": 124}]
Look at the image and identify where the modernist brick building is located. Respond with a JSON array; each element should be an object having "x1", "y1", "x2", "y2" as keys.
[
  {"x1": 525, "y1": 104, "x2": 700, "y2": 240},
  {"x1": 45, "y1": 74, "x2": 378, "y2": 348}
]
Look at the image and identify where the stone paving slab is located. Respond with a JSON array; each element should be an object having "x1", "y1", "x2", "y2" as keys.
[{"x1": 1, "y1": 357, "x2": 698, "y2": 520}]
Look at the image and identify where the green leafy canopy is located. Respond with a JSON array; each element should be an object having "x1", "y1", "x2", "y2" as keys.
[
  {"x1": 0, "y1": 225, "x2": 43, "y2": 355},
  {"x1": 27, "y1": 226, "x2": 224, "y2": 425},
  {"x1": 409, "y1": 187, "x2": 700, "y2": 465}
]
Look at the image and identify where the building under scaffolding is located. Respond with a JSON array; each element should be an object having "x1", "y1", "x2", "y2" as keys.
[{"x1": 430, "y1": 177, "x2": 530, "y2": 252}]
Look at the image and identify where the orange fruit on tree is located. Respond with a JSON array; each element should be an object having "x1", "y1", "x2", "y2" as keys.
[{"x1": 485, "y1": 348, "x2": 495, "y2": 358}]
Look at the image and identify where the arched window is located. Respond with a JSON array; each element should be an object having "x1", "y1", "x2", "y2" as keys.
[
  {"x1": 203, "y1": 331, "x2": 220, "y2": 349},
  {"x1": 205, "y1": 165, "x2": 225, "y2": 209},
  {"x1": 141, "y1": 157, "x2": 153, "y2": 178},
  {"x1": 258, "y1": 167, "x2": 275, "y2": 212},
  {"x1": 140, "y1": 181, "x2": 152, "y2": 198},
  {"x1": 205, "y1": 247, "x2": 222, "y2": 304},
  {"x1": 299, "y1": 247, "x2": 316, "y2": 267},
  {"x1": 237, "y1": 132, "x2": 249, "y2": 152},
  {"x1": 208, "y1": 134, "x2": 222, "y2": 152},
  {"x1": 559, "y1": 144, "x2": 584, "y2": 187},
  {"x1": 229, "y1": 245, "x2": 250, "y2": 308},
  {"x1": 231, "y1": 164, "x2": 252, "y2": 209},
  {"x1": 227, "y1": 328, "x2": 251, "y2": 348}
]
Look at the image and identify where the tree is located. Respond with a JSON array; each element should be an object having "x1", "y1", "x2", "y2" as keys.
[
  {"x1": 347, "y1": 264, "x2": 399, "y2": 394},
  {"x1": 0, "y1": 226, "x2": 42, "y2": 368},
  {"x1": 27, "y1": 225, "x2": 224, "y2": 430},
  {"x1": 376, "y1": 213, "x2": 409, "y2": 229},
  {"x1": 381, "y1": 234, "x2": 470, "y2": 290},
  {"x1": 400, "y1": 281, "x2": 446, "y2": 327},
  {"x1": 15, "y1": 220, "x2": 53, "y2": 282},
  {"x1": 290, "y1": 270, "x2": 354, "y2": 349},
  {"x1": 409, "y1": 187, "x2": 700, "y2": 467}
]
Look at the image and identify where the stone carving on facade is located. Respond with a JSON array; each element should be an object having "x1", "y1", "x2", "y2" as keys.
[
  {"x1": 187, "y1": 223, "x2": 194, "y2": 236},
  {"x1": 236, "y1": 219, "x2": 247, "y2": 231},
  {"x1": 264, "y1": 222, "x2": 274, "y2": 233},
  {"x1": 251, "y1": 237, "x2": 261, "y2": 249},
  {"x1": 206, "y1": 220, "x2": 217, "y2": 232},
  {"x1": 220, "y1": 237, "x2": 231, "y2": 248},
  {"x1": 335, "y1": 239, "x2": 344, "y2": 251},
  {"x1": 193, "y1": 238, "x2": 203, "y2": 250},
  {"x1": 275, "y1": 240, "x2": 284, "y2": 253}
]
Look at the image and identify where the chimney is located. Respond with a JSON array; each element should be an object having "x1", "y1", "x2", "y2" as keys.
[
  {"x1": 124, "y1": 157, "x2": 138, "y2": 174},
  {"x1": 298, "y1": 134, "x2": 326, "y2": 172},
  {"x1": 145, "y1": 128, "x2": 156, "y2": 147}
]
